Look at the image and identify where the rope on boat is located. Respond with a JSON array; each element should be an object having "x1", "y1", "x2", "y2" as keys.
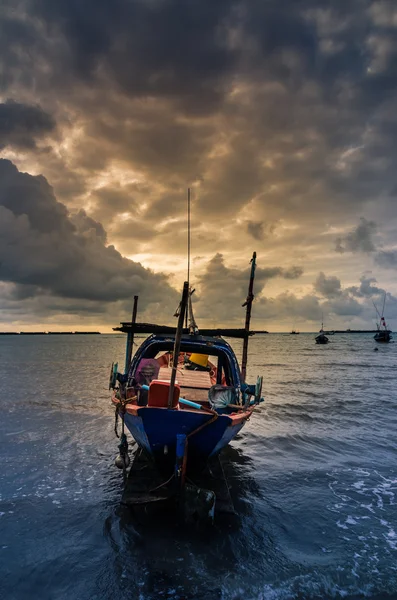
[
  {"x1": 114, "y1": 390, "x2": 137, "y2": 476},
  {"x1": 148, "y1": 472, "x2": 175, "y2": 493},
  {"x1": 114, "y1": 393, "x2": 137, "y2": 438},
  {"x1": 187, "y1": 411, "x2": 218, "y2": 440}
]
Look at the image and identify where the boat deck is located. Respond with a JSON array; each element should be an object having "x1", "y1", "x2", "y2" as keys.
[{"x1": 158, "y1": 366, "x2": 212, "y2": 403}]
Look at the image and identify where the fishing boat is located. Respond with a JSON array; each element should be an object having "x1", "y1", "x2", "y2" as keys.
[
  {"x1": 290, "y1": 329, "x2": 300, "y2": 335},
  {"x1": 109, "y1": 253, "x2": 263, "y2": 491},
  {"x1": 315, "y1": 316, "x2": 329, "y2": 344},
  {"x1": 373, "y1": 295, "x2": 392, "y2": 343}
]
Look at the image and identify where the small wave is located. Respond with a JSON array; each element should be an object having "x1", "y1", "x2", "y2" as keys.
[{"x1": 220, "y1": 571, "x2": 394, "y2": 600}]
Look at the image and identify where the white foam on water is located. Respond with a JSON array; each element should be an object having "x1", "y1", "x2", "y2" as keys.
[
  {"x1": 326, "y1": 466, "x2": 397, "y2": 586},
  {"x1": 352, "y1": 480, "x2": 365, "y2": 490},
  {"x1": 221, "y1": 572, "x2": 378, "y2": 600},
  {"x1": 346, "y1": 515, "x2": 358, "y2": 525}
]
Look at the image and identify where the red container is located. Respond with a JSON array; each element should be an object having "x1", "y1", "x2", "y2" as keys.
[{"x1": 148, "y1": 380, "x2": 180, "y2": 408}]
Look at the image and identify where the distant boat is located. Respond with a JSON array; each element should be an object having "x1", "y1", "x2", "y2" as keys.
[
  {"x1": 290, "y1": 329, "x2": 300, "y2": 335},
  {"x1": 373, "y1": 295, "x2": 392, "y2": 343},
  {"x1": 324, "y1": 330, "x2": 335, "y2": 335},
  {"x1": 315, "y1": 316, "x2": 329, "y2": 344}
]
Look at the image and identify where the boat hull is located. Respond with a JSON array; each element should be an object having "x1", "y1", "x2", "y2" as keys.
[
  {"x1": 315, "y1": 335, "x2": 329, "y2": 344},
  {"x1": 122, "y1": 405, "x2": 250, "y2": 472},
  {"x1": 374, "y1": 333, "x2": 392, "y2": 343}
]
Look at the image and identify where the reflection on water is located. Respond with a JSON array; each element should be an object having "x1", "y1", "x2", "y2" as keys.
[
  {"x1": 0, "y1": 333, "x2": 396, "y2": 599},
  {"x1": 102, "y1": 445, "x2": 263, "y2": 600}
]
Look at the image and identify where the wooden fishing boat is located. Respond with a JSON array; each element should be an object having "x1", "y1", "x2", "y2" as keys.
[
  {"x1": 110, "y1": 253, "x2": 263, "y2": 485},
  {"x1": 315, "y1": 317, "x2": 329, "y2": 344},
  {"x1": 315, "y1": 331, "x2": 329, "y2": 344},
  {"x1": 373, "y1": 295, "x2": 392, "y2": 343}
]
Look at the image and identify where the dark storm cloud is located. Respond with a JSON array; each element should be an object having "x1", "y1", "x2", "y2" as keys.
[
  {"x1": 2, "y1": 0, "x2": 397, "y2": 329},
  {"x1": 0, "y1": 159, "x2": 72, "y2": 234},
  {"x1": 27, "y1": 0, "x2": 238, "y2": 114},
  {"x1": 246, "y1": 220, "x2": 276, "y2": 241},
  {"x1": 247, "y1": 220, "x2": 265, "y2": 241},
  {"x1": 3, "y1": 0, "x2": 395, "y2": 227},
  {"x1": 90, "y1": 184, "x2": 144, "y2": 224},
  {"x1": 335, "y1": 218, "x2": 378, "y2": 254},
  {"x1": 0, "y1": 160, "x2": 178, "y2": 313},
  {"x1": 375, "y1": 250, "x2": 397, "y2": 268},
  {"x1": 0, "y1": 100, "x2": 55, "y2": 150},
  {"x1": 314, "y1": 272, "x2": 342, "y2": 297},
  {"x1": 283, "y1": 266, "x2": 304, "y2": 280}
]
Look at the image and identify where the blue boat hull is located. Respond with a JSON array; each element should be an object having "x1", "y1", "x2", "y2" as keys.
[{"x1": 123, "y1": 407, "x2": 247, "y2": 471}]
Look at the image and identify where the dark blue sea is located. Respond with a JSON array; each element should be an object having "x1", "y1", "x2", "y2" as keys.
[{"x1": 0, "y1": 333, "x2": 396, "y2": 600}]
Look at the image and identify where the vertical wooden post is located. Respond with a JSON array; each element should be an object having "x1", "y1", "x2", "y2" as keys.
[
  {"x1": 168, "y1": 282, "x2": 189, "y2": 409},
  {"x1": 124, "y1": 295, "x2": 138, "y2": 375},
  {"x1": 241, "y1": 252, "x2": 256, "y2": 382}
]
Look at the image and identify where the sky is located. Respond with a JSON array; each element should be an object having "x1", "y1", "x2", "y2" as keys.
[{"x1": 1, "y1": 0, "x2": 397, "y2": 332}]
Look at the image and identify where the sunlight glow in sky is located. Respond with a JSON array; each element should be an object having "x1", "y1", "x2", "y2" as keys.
[{"x1": 1, "y1": 0, "x2": 397, "y2": 332}]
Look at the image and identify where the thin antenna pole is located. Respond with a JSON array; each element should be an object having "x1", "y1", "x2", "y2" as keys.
[
  {"x1": 185, "y1": 188, "x2": 191, "y2": 329},
  {"x1": 373, "y1": 300, "x2": 381, "y2": 320},
  {"x1": 187, "y1": 187, "x2": 191, "y2": 286},
  {"x1": 381, "y1": 292, "x2": 386, "y2": 318},
  {"x1": 373, "y1": 300, "x2": 382, "y2": 329}
]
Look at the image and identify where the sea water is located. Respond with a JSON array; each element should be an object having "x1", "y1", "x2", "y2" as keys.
[{"x1": 0, "y1": 333, "x2": 396, "y2": 600}]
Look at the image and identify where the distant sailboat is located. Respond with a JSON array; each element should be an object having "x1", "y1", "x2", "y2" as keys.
[{"x1": 373, "y1": 294, "x2": 392, "y2": 343}]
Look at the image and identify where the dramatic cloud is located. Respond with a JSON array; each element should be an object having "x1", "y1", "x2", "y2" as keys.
[
  {"x1": 193, "y1": 253, "x2": 304, "y2": 322},
  {"x1": 0, "y1": 100, "x2": 55, "y2": 150},
  {"x1": 322, "y1": 295, "x2": 362, "y2": 317},
  {"x1": 313, "y1": 271, "x2": 362, "y2": 317},
  {"x1": 0, "y1": 159, "x2": 179, "y2": 319},
  {"x1": 375, "y1": 250, "x2": 397, "y2": 269},
  {"x1": 2, "y1": 0, "x2": 397, "y2": 329},
  {"x1": 247, "y1": 220, "x2": 265, "y2": 241},
  {"x1": 335, "y1": 218, "x2": 378, "y2": 254},
  {"x1": 314, "y1": 272, "x2": 342, "y2": 298},
  {"x1": 283, "y1": 266, "x2": 304, "y2": 280},
  {"x1": 348, "y1": 275, "x2": 386, "y2": 298}
]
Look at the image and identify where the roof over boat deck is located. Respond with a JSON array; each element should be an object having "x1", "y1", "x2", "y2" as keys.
[{"x1": 113, "y1": 322, "x2": 255, "y2": 339}]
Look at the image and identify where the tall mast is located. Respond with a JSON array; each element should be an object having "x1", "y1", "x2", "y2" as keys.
[
  {"x1": 381, "y1": 293, "x2": 387, "y2": 330},
  {"x1": 185, "y1": 187, "x2": 191, "y2": 329},
  {"x1": 169, "y1": 282, "x2": 189, "y2": 409},
  {"x1": 241, "y1": 252, "x2": 256, "y2": 382},
  {"x1": 124, "y1": 295, "x2": 138, "y2": 374}
]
